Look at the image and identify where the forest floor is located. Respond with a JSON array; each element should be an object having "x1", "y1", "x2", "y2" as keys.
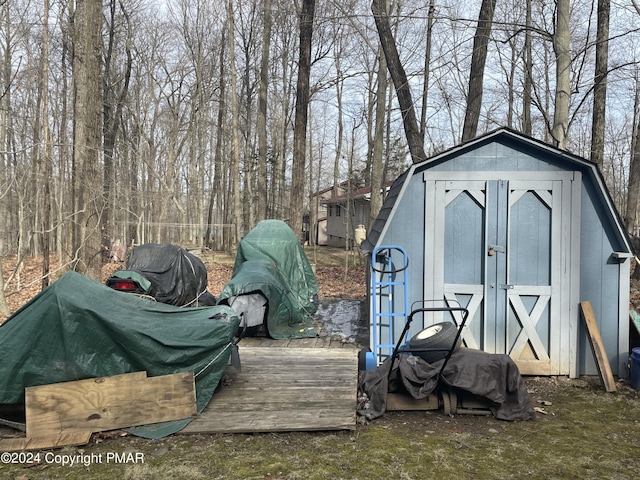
[
  {"x1": 0, "y1": 246, "x2": 367, "y2": 322},
  {"x1": 1, "y1": 248, "x2": 640, "y2": 479}
]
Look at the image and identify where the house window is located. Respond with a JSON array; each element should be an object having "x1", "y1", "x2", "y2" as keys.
[
  {"x1": 336, "y1": 205, "x2": 341, "y2": 217},
  {"x1": 328, "y1": 205, "x2": 333, "y2": 217}
]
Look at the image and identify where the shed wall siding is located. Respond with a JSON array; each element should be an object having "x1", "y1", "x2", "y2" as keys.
[
  {"x1": 426, "y1": 143, "x2": 564, "y2": 173},
  {"x1": 376, "y1": 176, "x2": 427, "y2": 324},
  {"x1": 579, "y1": 181, "x2": 627, "y2": 376}
]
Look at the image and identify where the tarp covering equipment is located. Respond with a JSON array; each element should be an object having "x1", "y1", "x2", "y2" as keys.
[
  {"x1": 218, "y1": 220, "x2": 319, "y2": 339},
  {"x1": 0, "y1": 271, "x2": 240, "y2": 438},
  {"x1": 107, "y1": 243, "x2": 214, "y2": 306}
]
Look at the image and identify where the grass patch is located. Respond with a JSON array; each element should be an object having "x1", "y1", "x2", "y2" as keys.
[{"x1": 3, "y1": 380, "x2": 639, "y2": 480}]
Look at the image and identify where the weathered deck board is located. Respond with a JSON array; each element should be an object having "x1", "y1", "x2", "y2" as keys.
[
  {"x1": 183, "y1": 344, "x2": 359, "y2": 434},
  {"x1": 239, "y1": 336, "x2": 357, "y2": 349}
]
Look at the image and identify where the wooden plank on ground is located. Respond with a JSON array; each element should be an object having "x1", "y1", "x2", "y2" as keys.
[
  {"x1": 183, "y1": 347, "x2": 358, "y2": 434},
  {"x1": 580, "y1": 301, "x2": 617, "y2": 392},
  {"x1": 0, "y1": 431, "x2": 92, "y2": 452},
  {"x1": 25, "y1": 371, "x2": 197, "y2": 438},
  {"x1": 386, "y1": 392, "x2": 440, "y2": 411}
]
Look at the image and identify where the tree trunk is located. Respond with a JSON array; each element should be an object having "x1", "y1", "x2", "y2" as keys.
[
  {"x1": 370, "y1": 43, "x2": 387, "y2": 227},
  {"x1": 590, "y1": 0, "x2": 610, "y2": 167},
  {"x1": 522, "y1": 0, "x2": 532, "y2": 135},
  {"x1": 40, "y1": 0, "x2": 52, "y2": 289},
  {"x1": 289, "y1": 0, "x2": 315, "y2": 241},
  {"x1": 552, "y1": 0, "x2": 571, "y2": 149},
  {"x1": 628, "y1": 101, "x2": 640, "y2": 279},
  {"x1": 72, "y1": 0, "x2": 104, "y2": 280},
  {"x1": 0, "y1": 2, "x2": 9, "y2": 258},
  {"x1": 625, "y1": 92, "x2": 640, "y2": 235},
  {"x1": 371, "y1": 0, "x2": 426, "y2": 164},
  {"x1": 226, "y1": 0, "x2": 242, "y2": 248},
  {"x1": 0, "y1": 260, "x2": 8, "y2": 317},
  {"x1": 256, "y1": 0, "x2": 272, "y2": 222},
  {"x1": 212, "y1": 28, "x2": 227, "y2": 250},
  {"x1": 58, "y1": 0, "x2": 72, "y2": 260},
  {"x1": 333, "y1": 64, "x2": 343, "y2": 199},
  {"x1": 419, "y1": 0, "x2": 435, "y2": 143},
  {"x1": 103, "y1": 0, "x2": 132, "y2": 244},
  {"x1": 461, "y1": 0, "x2": 497, "y2": 142}
]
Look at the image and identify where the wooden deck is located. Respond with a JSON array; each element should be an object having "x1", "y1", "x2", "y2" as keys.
[{"x1": 182, "y1": 337, "x2": 360, "y2": 434}]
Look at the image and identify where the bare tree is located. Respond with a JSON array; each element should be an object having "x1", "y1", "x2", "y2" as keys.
[
  {"x1": 256, "y1": 0, "x2": 272, "y2": 222},
  {"x1": 624, "y1": 0, "x2": 640, "y2": 248},
  {"x1": 371, "y1": 0, "x2": 426, "y2": 164},
  {"x1": 2, "y1": 0, "x2": 640, "y2": 286},
  {"x1": 72, "y1": 0, "x2": 104, "y2": 280},
  {"x1": 289, "y1": 0, "x2": 315, "y2": 241},
  {"x1": 590, "y1": 0, "x2": 610, "y2": 167},
  {"x1": 210, "y1": 27, "x2": 228, "y2": 251},
  {"x1": 103, "y1": 0, "x2": 132, "y2": 244},
  {"x1": 461, "y1": 0, "x2": 497, "y2": 142},
  {"x1": 522, "y1": 0, "x2": 533, "y2": 135},
  {"x1": 625, "y1": 71, "x2": 640, "y2": 235},
  {"x1": 419, "y1": 0, "x2": 435, "y2": 142},
  {"x1": 369, "y1": 41, "x2": 387, "y2": 227},
  {"x1": 40, "y1": 0, "x2": 52, "y2": 288},
  {"x1": 551, "y1": 0, "x2": 570, "y2": 149},
  {"x1": 226, "y1": 0, "x2": 242, "y2": 247}
]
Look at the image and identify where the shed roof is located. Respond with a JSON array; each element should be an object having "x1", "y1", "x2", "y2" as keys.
[{"x1": 361, "y1": 127, "x2": 632, "y2": 255}]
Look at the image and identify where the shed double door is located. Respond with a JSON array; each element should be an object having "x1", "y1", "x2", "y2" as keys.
[{"x1": 424, "y1": 172, "x2": 579, "y2": 375}]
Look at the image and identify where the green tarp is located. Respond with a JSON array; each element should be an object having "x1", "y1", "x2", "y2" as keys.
[
  {"x1": 218, "y1": 220, "x2": 319, "y2": 339},
  {"x1": 0, "y1": 271, "x2": 240, "y2": 438}
]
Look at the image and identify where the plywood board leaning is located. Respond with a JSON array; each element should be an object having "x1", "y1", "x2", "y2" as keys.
[{"x1": 580, "y1": 301, "x2": 617, "y2": 392}]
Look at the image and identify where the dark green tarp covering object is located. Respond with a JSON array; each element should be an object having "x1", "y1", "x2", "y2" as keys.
[
  {"x1": 218, "y1": 220, "x2": 319, "y2": 339},
  {"x1": 0, "y1": 271, "x2": 240, "y2": 438}
]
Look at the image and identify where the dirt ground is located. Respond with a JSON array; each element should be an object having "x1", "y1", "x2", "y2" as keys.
[
  {"x1": 0, "y1": 247, "x2": 367, "y2": 322},
  {"x1": 369, "y1": 370, "x2": 640, "y2": 434}
]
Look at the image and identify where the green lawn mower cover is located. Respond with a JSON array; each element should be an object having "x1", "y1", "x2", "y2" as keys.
[
  {"x1": 0, "y1": 271, "x2": 240, "y2": 438},
  {"x1": 218, "y1": 220, "x2": 319, "y2": 339}
]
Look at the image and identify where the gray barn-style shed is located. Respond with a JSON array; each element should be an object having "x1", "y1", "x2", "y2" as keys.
[{"x1": 361, "y1": 128, "x2": 633, "y2": 378}]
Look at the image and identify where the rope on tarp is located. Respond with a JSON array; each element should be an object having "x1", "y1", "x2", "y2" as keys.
[{"x1": 194, "y1": 341, "x2": 234, "y2": 378}]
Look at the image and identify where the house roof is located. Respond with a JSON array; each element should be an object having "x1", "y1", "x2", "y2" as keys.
[
  {"x1": 361, "y1": 127, "x2": 632, "y2": 254},
  {"x1": 321, "y1": 181, "x2": 395, "y2": 205},
  {"x1": 323, "y1": 185, "x2": 371, "y2": 204}
]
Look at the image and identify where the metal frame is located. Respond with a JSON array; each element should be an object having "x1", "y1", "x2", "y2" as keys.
[
  {"x1": 369, "y1": 246, "x2": 410, "y2": 368},
  {"x1": 387, "y1": 301, "x2": 470, "y2": 381}
]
